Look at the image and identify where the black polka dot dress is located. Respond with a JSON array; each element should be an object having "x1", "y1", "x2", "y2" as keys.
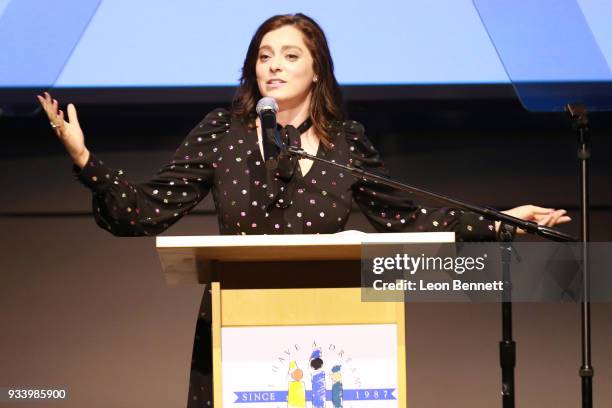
[
  {"x1": 77, "y1": 108, "x2": 495, "y2": 240},
  {"x1": 75, "y1": 108, "x2": 496, "y2": 406}
]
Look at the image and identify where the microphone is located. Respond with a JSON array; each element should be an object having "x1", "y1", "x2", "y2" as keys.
[{"x1": 256, "y1": 97, "x2": 286, "y2": 156}]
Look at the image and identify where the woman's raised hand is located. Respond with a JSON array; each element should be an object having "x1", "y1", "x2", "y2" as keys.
[{"x1": 37, "y1": 92, "x2": 90, "y2": 168}]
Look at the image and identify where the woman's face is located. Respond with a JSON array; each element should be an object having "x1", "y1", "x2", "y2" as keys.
[{"x1": 256, "y1": 25, "x2": 316, "y2": 109}]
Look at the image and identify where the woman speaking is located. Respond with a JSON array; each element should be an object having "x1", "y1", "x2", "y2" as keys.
[{"x1": 37, "y1": 13, "x2": 569, "y2": 406}]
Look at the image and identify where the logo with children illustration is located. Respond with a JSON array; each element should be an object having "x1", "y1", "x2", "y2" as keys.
[{"x1": 233, "y1": 344, "x2": 397, "y2": 406}]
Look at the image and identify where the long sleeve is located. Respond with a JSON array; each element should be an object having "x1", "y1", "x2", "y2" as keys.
[
  {"x1": 346, "y1": 121, "x2": 496, "y2": 242},
  {"x1": 74, "y1": 108, "x2": 230, "y2": 236}
]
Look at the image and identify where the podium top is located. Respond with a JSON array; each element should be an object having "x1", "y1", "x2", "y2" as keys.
[
  {"x1": 156, "y1": 231, "x2": 454, "y2": 261},
  {"x1": 156, "y1": 231, "x2": 455, "y2": 285}
]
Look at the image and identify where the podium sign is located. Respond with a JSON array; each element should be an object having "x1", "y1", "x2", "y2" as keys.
[{"x1": 222, "y1": 324, "x2": 398, "y2": 406}]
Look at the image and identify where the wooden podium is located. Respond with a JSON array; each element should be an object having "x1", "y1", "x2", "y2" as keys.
[{"x1": 157, "y1": 232, "x2": 454, "y2": 407}]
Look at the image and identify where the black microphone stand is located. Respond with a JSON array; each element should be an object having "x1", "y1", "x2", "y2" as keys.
[
  {"x1": 284, "y1": 145, "x2": 577, "y2": 407},
  {"x1": 565, "y1": 104, "x2": 593, "y2": 408},
  {"x1": 498, "y1": 223, "x2": 517, "y2": 408},
  {"x1": 286, "y1": 146, "x2": 576, "y2": 242}
]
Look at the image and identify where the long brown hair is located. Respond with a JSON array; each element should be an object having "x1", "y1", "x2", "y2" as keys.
[{"x1": 231, "y1": 14, "x2": 344, "y2": 149}]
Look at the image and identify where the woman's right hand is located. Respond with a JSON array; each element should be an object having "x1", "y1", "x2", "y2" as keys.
[{"x1": 37, "y1": 92, "x2": 90, "y2": 168}]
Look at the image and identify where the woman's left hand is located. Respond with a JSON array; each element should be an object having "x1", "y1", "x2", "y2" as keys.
[{"x1": 499, "y1": 204, "x2": 572, "y2": 233}]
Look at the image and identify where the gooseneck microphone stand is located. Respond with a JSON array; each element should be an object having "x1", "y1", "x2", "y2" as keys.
[
  {"x1": 280, "y1": 143, "x2": 577, "y2": 408},
  {"x1": 565, "y1": 104, "x2": 593, "y2": 408}
]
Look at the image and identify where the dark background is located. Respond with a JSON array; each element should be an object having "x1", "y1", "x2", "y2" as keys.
[{"x1": 1, "y1": 84, "x2": 611, "y2": 407}]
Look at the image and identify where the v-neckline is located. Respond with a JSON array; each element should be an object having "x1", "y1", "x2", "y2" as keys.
[
  {"x1": 255, "y1": 126, "x2": 320, "y2": 178},
  {"x1": 297, "y1": 140, "x2": 320, "y2": 178}
]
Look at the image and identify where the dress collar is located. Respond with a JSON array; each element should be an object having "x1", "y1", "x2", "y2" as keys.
[{"x1": 277, "y1": 117, "x2": 312, "y2": 135}]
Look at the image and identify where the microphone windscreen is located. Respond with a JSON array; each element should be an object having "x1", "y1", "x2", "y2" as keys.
[{"x1": 256, "y1": 97, "x2": 279, "y2": 115}]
